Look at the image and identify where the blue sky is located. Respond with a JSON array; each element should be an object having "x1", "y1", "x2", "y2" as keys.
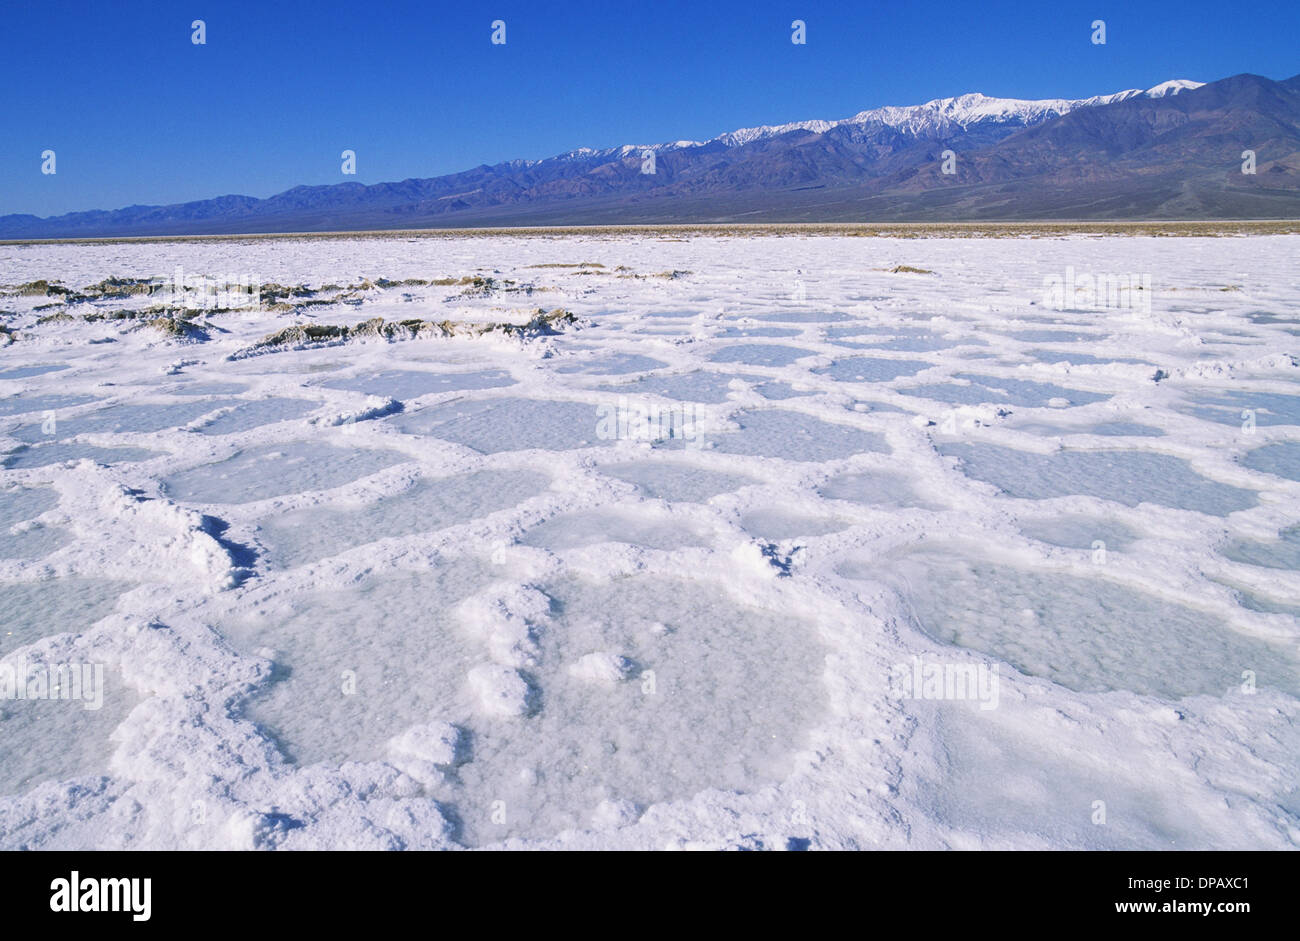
[{"x1": 3, "y1": 0, "x2": 1296, "y2": 216}]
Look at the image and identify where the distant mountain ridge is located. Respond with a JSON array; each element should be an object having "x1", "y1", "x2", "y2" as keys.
[
  {"x1": 4, "y1": 73, "x2": 1298, "y2": 238},
  {"x1": 693, "y1": 79, "x2": 1204, "y2": 148}
]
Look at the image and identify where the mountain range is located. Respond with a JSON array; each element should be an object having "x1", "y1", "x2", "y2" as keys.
[{"x1": 4, "y1": 71, "x2": 1299, "y2": 238}]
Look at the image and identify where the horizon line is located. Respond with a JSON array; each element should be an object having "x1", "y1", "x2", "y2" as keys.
[{"x1": 6, "y1": 219, "x2": 1299, "y2": 248}]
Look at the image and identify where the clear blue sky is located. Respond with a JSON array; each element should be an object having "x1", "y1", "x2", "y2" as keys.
[{"x1": 2, "y1": 0, "x2": 1296, "y2": 216}]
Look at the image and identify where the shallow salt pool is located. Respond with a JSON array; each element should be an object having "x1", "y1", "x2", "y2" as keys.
[
  {"x1": 452, "y1": 574, "x2": 827, "y2": 845},
  {"x1": 819, "y1": 470, "x2": 936, "y2": 509},
  {"x1": 194, "y1": 398, "x2": 318, "y2": 436},
  {"x1": 814, "y1": 357, "x2": 932, "y2": 383},
  {"x1": 695, "y1": 409, "x2": 889, "y2": 461},
  {"x1": 0, "y1": 487, "x2": 70, "y2": 560},
  {"x1": 0, "y1": 668, "x2": 137, "y2": 796},
  {"x1": 2, "y1": 442, "x2": 163, "y2": 470},
  {"x1": 389, "y1": 397, "x2": 608, "y2": 453},
  {"x1": 554, "y1": 353, "x2": 667, "y2": 376},
  {"x1": 939, "y1": 442, "x2": 1257, "y2": 516},
  {"x1": 257, "y1": 469, "x2": 550, "y2": 568},
  {"x1": 903, "y1": 373, "x2": 1109, "y2": 408},
  {"x1": 10, "y1": 399, "x2": 242, "y2": 444},
  {"x1": 163, "y1": 441, "x2": 408, "y2": 504},
  {"x1": 520, "y1": 508, "x2": 710, "y2": 551},
  {"x1": 219, "y1": 567, "x2": 826, "y2": 846},
  {"x1": 0, "y1": 393, "x2": 98, "y2": 419},
  {"x1": 320, "y1": 368, "x2": 515, "y2": 399},
  {"x1": 850, "y1": 554, "x2": 1300, "y2": 699},
  {"x1": 1182, "y1": 391, "x2": 1300, "y2": 429},
  {"x1": 1221, "y1": 526, "x2": 1300, "y2": 571},
  {"x1": 1017, "y1": 515, "x2": 1140, "y2": 552},
  {"x1": 600, "y1": 461, "x2": 756, "y2": 503},
  {"x1": 1242, "y1": 441, "x2": 1300, "y2": 481},
  {"x1": 707, "y1": 344, "x2": 817, "y2": 368},
  {"x1": 598, "y1": 371, "x2": 736, "y2": 404},
  {"x1": 0, "y1": 364, "x2": 68, "y2": 381},
  {"x1": 0, "y1": 579, "x2": 132, "y2": 654},
  {"x1": 737, "y1": 508, "x2": 849, "y2": 541},
  {"x1": 218, "y1": 563, "x2": 490, "y2": 768}
]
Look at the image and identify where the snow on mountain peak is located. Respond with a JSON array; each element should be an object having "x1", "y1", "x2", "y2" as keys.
[
  {"x1": 540, "y1": 79, "x2": 1204, "y2": 168},
  {"x1": 1144, "y1": 79, "x2": 1204, "y2": 97},
  {"x1": 704, "y1": 79, "x2": 1204, "y2": 148}
]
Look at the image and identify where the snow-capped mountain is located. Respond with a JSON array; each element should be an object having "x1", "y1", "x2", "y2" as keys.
[
  {"x1": 3, "y1": 73, "x2": 1297, "y2": 237},
  {"x1": 1144, "y1": 78, "x2": 1204, "y2": 98},
  {"x1": 540, "y1": 81, "x2": 1204, "y2": 162},
  {"x1": 637, "y1": 80, "x2": 1204, "y2": 153}
]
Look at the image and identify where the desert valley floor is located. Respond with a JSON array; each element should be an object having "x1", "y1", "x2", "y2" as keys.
[{"x1": 0, "y1": 231, "x2": 1297, "y2": 849}]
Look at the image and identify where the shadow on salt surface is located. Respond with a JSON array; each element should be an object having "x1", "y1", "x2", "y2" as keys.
[
  {"x1": 2, "y1": 443, "x2": 162, "y2": 470},
  {"x1": 1182, "y1": 391, "x2": 1300, "y2": 428},
  {"x1": 257, "y1": 470, "x2": 550, "y2": 568},
  {"x1": 0, "y1": 667, "x2": 137, "y2": 796},
  {"x1": 1017, "y1": 515, "x2": 1139, "y2": 552},
  {"x1": 854, "y1": 554, "x2": 1300, "y2": 699},
  {"x1": 162, "y1": 441, "x2": 408, "y2": 504},
  {"x1": 388, "y1": 397, "x2": 607, "y2": 454},
  {"x1": 0, "y1": 487, "x2": 69, "y2": 560},
  {"x1": 1222, "y1": 526, "x2": 1300, "y2": 571},
  {"x1": 0, "y1": 364, "x2": 68, "y2": 381},
  {"x1": 195, "y1": 398, "x2": 318, "y2": 436},
  {"x1": 10, "y1": 399, "x2": 242, "y2": 444},
  {"x1": 813, "y1": 357, "x2": 930, "y2": 383},
  {"x1": 0, "y1": 579, "x2": 130, "y2": 655},
  {"x1": 320, "y1": 368, "x2": 514, "y2": 399},
  {"x1": 939, "y1": 442, "x2": 1257, "y2": 516},
  {"x1": 601, "y1": 462, "x2": 755, "y2": 503},
  {"x1": 1242, "y1": 441, "x2": 1300, "y2": 482},
  {"x1": 707, "y1": 344, "x2": 816, "y2": 368},
  {"x1": 452, "y1": 574, "x2": 826, "y2": 845},
  {"x1": 520, "y1": 508, "x2": 710, "y2": 551},
  {"x1": 902, "y1": 374, "x2": 1109, "y2": 408},
  {"x1": 682, "y1": 409, "x2": 889, "y2": 462}
]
